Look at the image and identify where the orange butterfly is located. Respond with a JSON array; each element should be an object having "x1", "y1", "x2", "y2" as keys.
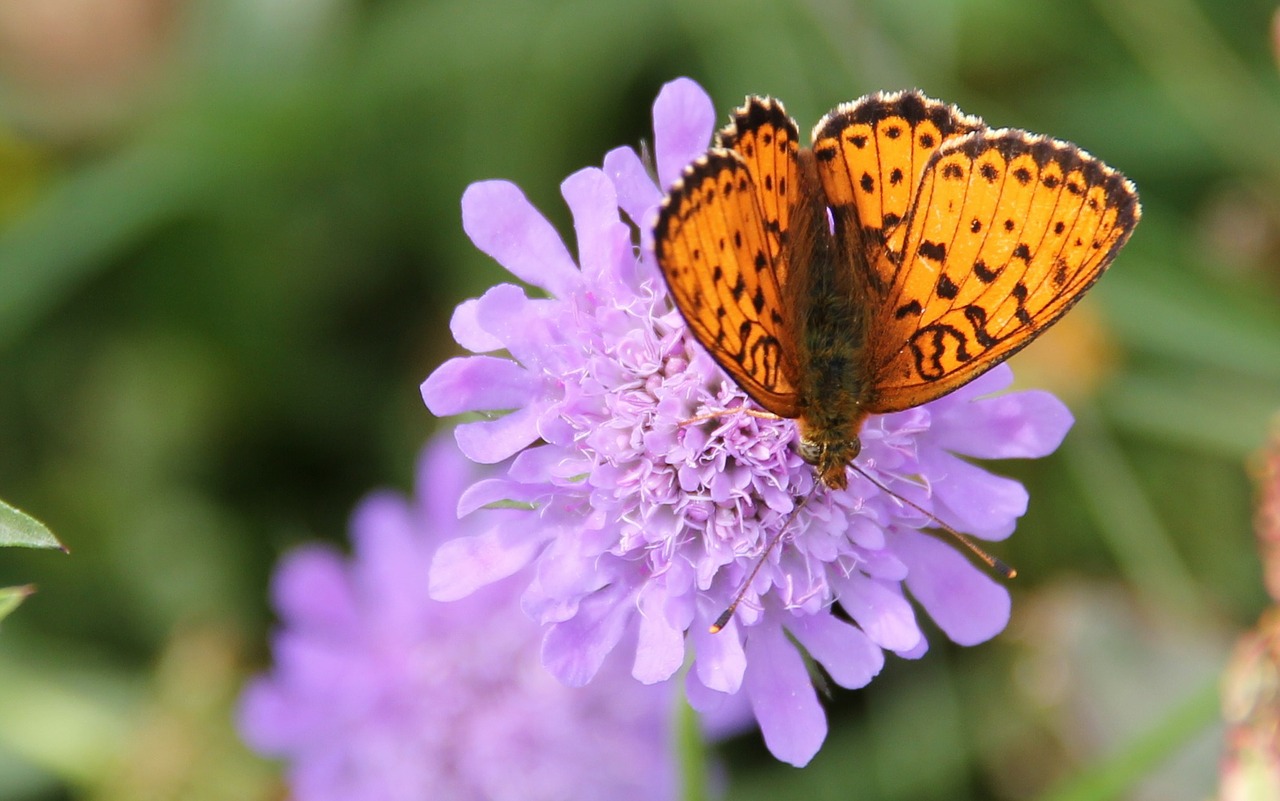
[{"x1": 654, "y1": 90, "x2": 1140, "y2": 490}]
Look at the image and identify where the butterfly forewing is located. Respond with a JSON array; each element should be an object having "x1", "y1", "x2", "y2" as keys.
[
  {"x1": 716, "y1": 98, "x2": 801, "y2": 284},
  {"x1": 811, "y1": 91, "x2": 984, "y2": 297},
  {"x1": 654, "y1": 148, "x2": 803, "y2": 417},
  {"x1": 864, "y1": 130, "x2": 1141, "y2": 412}
]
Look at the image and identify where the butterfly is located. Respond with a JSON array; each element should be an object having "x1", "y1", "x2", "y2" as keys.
[{"x1": 654, "y1": 90, "x2": 1140, "y2": 491}]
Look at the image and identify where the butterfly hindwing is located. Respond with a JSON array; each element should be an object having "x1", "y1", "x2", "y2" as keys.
[
  {"x1": 864, "y1": 129, "x2": 1141, "y2": 412},
  {"x1": 654, "y1": 148, "x2": 803, "y2": 417}
]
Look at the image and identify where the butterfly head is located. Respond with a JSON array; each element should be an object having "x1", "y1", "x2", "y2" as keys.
[{"x1": 797, "y1": 434, "x2": 861, "y2": 490}]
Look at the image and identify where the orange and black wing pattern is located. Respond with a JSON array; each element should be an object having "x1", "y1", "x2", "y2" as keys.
[
  {"x1": 654, "y1": 97, "x2": 804, "y2": 417},
  {"x1": 811, "y1": 91, "x2": 984, "y2": 299},
  {"x1": 861, "y1": 128, "x2": 1140, "y2": 412}
]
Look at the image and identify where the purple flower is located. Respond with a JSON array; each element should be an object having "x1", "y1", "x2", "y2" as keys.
[
  {"x1": 238, "y1": 439, "x2": 680, "y2": 801},
  {"x1": 421, "y1": 77, "x2": 1074, "y2": 766}
]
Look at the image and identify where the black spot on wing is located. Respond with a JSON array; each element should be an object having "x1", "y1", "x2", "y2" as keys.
[
  {"x1": 964, "y1": 304, "x2": 999, "y2": 347},
  {"x1": 936, "y1": 272, "x2": 959, "y2": 299},
  {"x1": 919, "y1": 240, "x2": 947, "y2": 262},
  {"x1": 974, "y1": 259, "x2": 1000, "y2": 283},
  {"x1": 895, "y1": 299, "x2": 923, "y2": 319},
  {"x1": 909, "y1": 323, "x2": 973, "y2": 380}
]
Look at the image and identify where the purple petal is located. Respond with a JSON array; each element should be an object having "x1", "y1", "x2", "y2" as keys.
[
  {"x1": 420, "y1": 355, "x2": 536, "y2": 416},
  {"x1": 603, "y1": 145, "x2": 661, "y2": 226},
  {"x1": 237, "y1": 678, "x2": 300, "y2": 751},
  {"x1": 653, "y1": 78, "x2": 715, "y2": 190},
  {"x1": 456, "y1": 478, "x2": 546, "y2": 517},
  {"x1": 696, "y1": 688, "x2": 756, "y2": 742},
  {"x1": 452, "y1": 399, "x2": 550, "y2": 464},
  {"x1": 525, "y1": 533, "x2": 610, "y2": 620},
  {"x1": 924, "y1": 450, "x2": 1027, "y2": 540},
  {"x1": 469, "y1": 284, "x2": 562, "y2": 370},
  {"x1": 897, "y1": 529, "x2": 1011, "y2": 646},
  {"x1": 897, "y1": 636, "x2": 930, "y2": 660},
  {"x1": 461, "y1": 181, "x2": 582, "y2": 298},
  {"x1": 787, "y1": 612, "x2": 884, "y2": 689},
  {"x1": 416, "y1": 438, "x2": 480, "y2": 525},
  {"x1": 509, "y1": 444, "x2": 589, "y2": 484},
  {"x1": 833, "y1": 573, "x2": 923, "y2": 653},
  {"x1": 743, "y1": 622, "x2": 827, "y2": 767},
  {"x1": 541, "y1": 582, "x2": 633, "y2": 686},
  {"x1": 691, "y1": 621, "x2": 746, "y2": 694},
  {"x1": 448, "y1": 297, "x2": 503, "y2": 354},
  {"x1": 561, "y1": 168, "x2": 630, "y2": 286},
  {"x1": 858, "y1": 548, "x2": 910, "y2": 581},
  {"x1": 348, "y1": 493, "x2": 427, "y2": 627},
  {"x1": 270, "y1": 629, "x2": 360, "y2": 700},
  {"x1": 427, "y1": 520, "x2": 548, "y2": 601},
  {"x1": 933, "y1": 388, "x2": 1073, "y2": 459},
  {"x1": 272, "y1": 546, "x2": 358, "y2": 633},
  {"x1": 634, "y1": 590, "x2": 686, "y2": 683},
  {"x1": 683, "y1": 668, "x2": 721, "y2": 709}
]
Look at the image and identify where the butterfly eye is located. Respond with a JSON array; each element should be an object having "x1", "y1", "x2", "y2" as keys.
[{"x1": 797, "y1": 438, "x2": 823, "y2": 466}]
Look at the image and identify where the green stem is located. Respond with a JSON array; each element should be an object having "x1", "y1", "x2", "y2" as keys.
[{"x1": 676, "y1": 690, "x2": 710, "y2": 801}]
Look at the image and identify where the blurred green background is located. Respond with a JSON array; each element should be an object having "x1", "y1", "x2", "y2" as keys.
[{"x1": 0, "y1": 0, "x2": 1277, "y2": 799}]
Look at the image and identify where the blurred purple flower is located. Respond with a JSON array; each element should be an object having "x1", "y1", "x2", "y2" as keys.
[
  {"x1": 238, "y1": 439, "x2": 681, "y2": 801},
  {"x1": 421, "y1": 77, "x2": 1074, "y2": 766}
]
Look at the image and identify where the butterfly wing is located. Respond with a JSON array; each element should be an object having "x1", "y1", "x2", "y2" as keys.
[
  {"x1": 862, "y1": 130, "x2": 1141, "y2": 412},
  {"x1": 654, "y1": 139, "x2": 803, "y2": 417},
  {"x1": 811, "y1": 91, "x2": 984, "y2": 300},
  {"x1": 715, "y1": 97, "x2": 801, "y2": 289}
]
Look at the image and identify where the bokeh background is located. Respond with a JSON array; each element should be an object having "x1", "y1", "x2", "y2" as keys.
[{"x1": 0, "y1": 0, "x2": 1277, "y2": 799}]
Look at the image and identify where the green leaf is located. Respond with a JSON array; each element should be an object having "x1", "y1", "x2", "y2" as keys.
[
  {"x1": 0, "y1": 499, "x2": 64, "y2": 551},
  {"x1": 0, "y1": 585, "x2": 34, "y2": 623}
]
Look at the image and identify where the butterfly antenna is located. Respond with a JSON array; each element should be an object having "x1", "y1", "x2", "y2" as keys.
[
  {"x1": 709, "y1": 490, "x2": 817, "y2": 634},
  {"x1": 848, "y1": 464, "x2": 1016, "y2": 579}
]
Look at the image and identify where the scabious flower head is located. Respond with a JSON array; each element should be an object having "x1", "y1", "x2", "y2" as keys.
[
  {"x1": 238, "y1": 438, "x2": 679, "y2": 801},
  {"x1": 422, "y1": 77, "x2": 1075, "y2": 766}
]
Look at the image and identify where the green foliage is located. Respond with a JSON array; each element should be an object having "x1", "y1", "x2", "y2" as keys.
[
  {"x1": 0, "y1": 585, "x2": 34, "y2": 623},
  {"x1": 0, "y1": 500, "x2": 61, "y2": 551}
]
